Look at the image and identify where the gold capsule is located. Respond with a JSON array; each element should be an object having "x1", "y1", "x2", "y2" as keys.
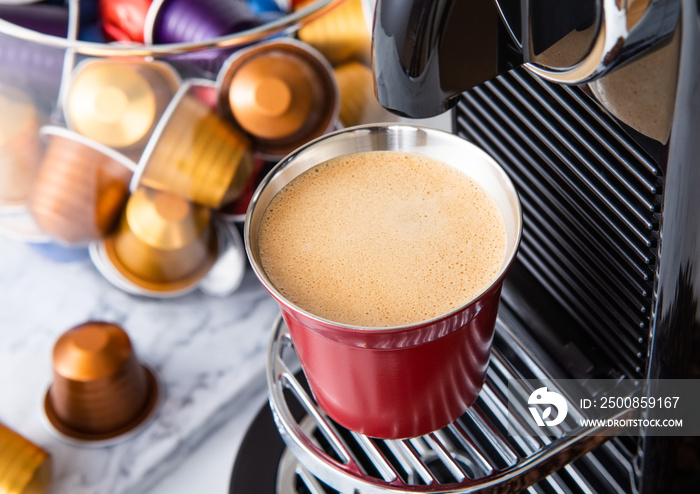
[
  {"x1": 64, "y1": 59, "x2": 180, "y2": 152},
  {"x1": 133, "y1": 82, "x2": 254, "y2": 208},
  {"x1": 296, "y1": 0, "x2": 371, "y2": 66},
  {"x1": 103, "y1": 187, "x2": 217, "y2": 292}
]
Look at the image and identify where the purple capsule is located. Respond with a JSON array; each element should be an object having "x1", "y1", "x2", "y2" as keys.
[
  {"x1": 0, "y1": 4, "x2": 70, "y2": 37},
  {"x1": 0, "y1": 4, "x2": 73, "y2": 109},
  {"x1": 0, "y1": 38, "x2": 65, "y2": 110},
  {"x1": 145, "y1": 0, "x2": 264, "y2": 75},
  {"x1": 148, "y1": 0, "x2": 262, "y2": 43}
]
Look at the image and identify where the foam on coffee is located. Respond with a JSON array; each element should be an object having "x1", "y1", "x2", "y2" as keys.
[{"x1": 258, "y1": 151, "x2": 507, "y2": 327}]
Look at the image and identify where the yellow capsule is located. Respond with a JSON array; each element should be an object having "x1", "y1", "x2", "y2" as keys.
[
  {"x1": 296, "y1": 0, "x2": 371, "y2": 66},
  {"x1": 134, "y1": 82, "x2": 254, "y2": 208},
  {"x1": 0, "y1": 423, "x2": 51, "y2": 494},
  {"x1": 334, "y1": 61, "x2": 396, "y2": 127}
]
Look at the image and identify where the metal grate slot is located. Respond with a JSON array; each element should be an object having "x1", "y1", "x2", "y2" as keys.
[
  {"x1": 455, "y1": 67, "x2": 661, "y2": 378},
  {"x1": 558, "y1": 85, "x2": 660, "y2": 177},
  {"x1": 268, "y1": 315, "x2": 635, "y2": 494},
  {"x1": 458, "y1": 90, "x2": 652, "y2": 282},
  {"x1": 470, "y1": 82, "x2": 654, "y2": 261},
  {"x1": 456, "y1": 111, "x2": 647, "y2": 376},
  {"x1": 505, "y1": 71, "x2": 656, "y2": 216}
]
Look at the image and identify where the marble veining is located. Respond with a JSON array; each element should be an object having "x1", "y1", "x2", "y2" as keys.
[{"x1": 0, "y1": 236, "x2": 279, "y2": 494}]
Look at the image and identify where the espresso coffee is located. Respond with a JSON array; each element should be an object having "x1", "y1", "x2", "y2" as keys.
[{"x1": 258, "y1": 150, "x2": 507, "y2": 327}]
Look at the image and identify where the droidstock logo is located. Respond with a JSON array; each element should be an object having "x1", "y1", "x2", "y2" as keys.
[{"x1": 528, "y1": 387, "x2": 569, "y2": 427}]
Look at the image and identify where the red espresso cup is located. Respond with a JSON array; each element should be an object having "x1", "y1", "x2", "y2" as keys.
[{"x1": 245, "y1": 124, "x2": 522, "y2": 439}]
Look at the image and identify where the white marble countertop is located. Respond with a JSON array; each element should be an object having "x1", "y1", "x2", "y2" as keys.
[
  {"x1": 0, "y1": 113, "x2": 453, "y2": 494},
  {"x1": 0, "y1": 234, "x2": 279, "y2": 494}
]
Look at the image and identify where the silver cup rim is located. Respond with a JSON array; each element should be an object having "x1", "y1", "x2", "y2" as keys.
[{"x1": 244, "y1": 122, "x2": 523, "y2": 332}]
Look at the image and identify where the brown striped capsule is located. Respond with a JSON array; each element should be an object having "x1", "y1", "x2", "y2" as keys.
[
  {"x1": 44, "y1": 321, "x2": 160, "y2": 443},
  {"x1": 28, "y1": 127, "x2": 135, "y2": 246}
]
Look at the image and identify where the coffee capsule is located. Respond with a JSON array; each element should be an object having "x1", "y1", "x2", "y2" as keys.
[
  {"x1": 44, "y1": 321, "x2": 160, "y2": 444},
  {"x1": 78, "y1": 22, "x2": 108, "y2": 43},
  {"x1": 100, "y1": 0, "x2": 152, "y2": 43},
  {"x1": 0, "y1": 206, "x2": 52, "y2": 244},
  {"x1": 64, "y1": 58, "x2": 180, "y2": 152},
  {"x1": 144, "y1": 0, "x2": 264, "y2": 74},
  {"x1": 28, "y1": 126, "x2": 135, "y2": 246},
  {"x1": 219, "y1": 157, "x2": 271, "y2": 224},
  {"x1": 0, "y1": 4, "x2": 70, "y2": 37},
  {"x1": 78, "y1": 0, "x2": 100, "y2": 26},
  {"x1": 273, "y1": 0, "x2": 308, "y2": 10},
  {"x1": 188, "y1": 77, "x2": 219, "y2": 110},
  {"x1": 0, "y1": 88, "x2": 50, "y2": 244},
  {"x1": 0, "y1": 4, "x2": 73, "y2": 110},
  {"x1": 248, "y1": 0, "x2": 285, "y2": 17},
  {"x1": 90, "y1": 210, "x2": 243, "y2": 298},
  {"x1": 295, "y1": 0, "x2": 370, "y2": 66},
  {"x1": 217, "y1": 38, "x2": 338, "y2": 159},
  {"x1": 145, "y1": 0, "x2": 263, "y2": 44},
  {"x1": 132, "y1": 81, "x2": 254, "y2": 209},
  {"x1": 0, "y1": 86, "x2": 43, "y2": 207},
  {"x1": 333, "y1": 61, "x2": 396, "y2": 127},
  {"x1": 102, "y1": 187, "x2": 217, "y2": 293},
  {"x1": 0, "y1": 423, "x2": 51, "y2": 494}
]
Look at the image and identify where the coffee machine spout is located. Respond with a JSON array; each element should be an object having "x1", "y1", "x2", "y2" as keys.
[
  {"x1": 372, "y1": 0, "x2": 680, "y2": 119},
  {"x1": 371, "y1": 0, "x2": 524, "y2": 118}
]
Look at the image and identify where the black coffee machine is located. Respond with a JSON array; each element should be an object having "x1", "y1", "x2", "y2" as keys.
[
  {"x1": 373, "y1": 0, "x2": 699, "y2": 493},
  {"x1": 230, "y1": 1, "x2": 699, "y2": 493}
]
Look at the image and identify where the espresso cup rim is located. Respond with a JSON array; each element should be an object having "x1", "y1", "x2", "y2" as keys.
[{"x1": 244, "y1": 122, "x2": 523, "y2": 332}]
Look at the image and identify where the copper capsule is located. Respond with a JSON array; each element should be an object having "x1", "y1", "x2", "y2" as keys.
[
  {"x1": 295, "y1": 0, "x2": 370, "y2": 66},
  {"x1": 103, "y1": 187, "x2": 217, "y2": 292},
  {"x1": 133, "y1": 82, "x2": 253, "y2": 208},
  {"x1": 0, "y1": 86, "x2": 43, "y2": 207},
  {"x1": 217, "y1": 39, "x2": 338, "y2": 159},
  {"x1": 28, "y1": 127, "x2": 134, "y2": 246},
  {"x1": 64, "y1": 59, "x2": 180, "y2": 152},
  {"x1": 44, "y1": 321, "x2": 159, "y2": 442},
  {"x1": 0, "y1": 423, "x2": 51, "y2": 494}
]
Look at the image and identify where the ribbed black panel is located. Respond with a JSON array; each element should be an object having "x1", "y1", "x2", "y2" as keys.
[{"x1": 456, "y1": 68, "x2": 662, "y2": 378}]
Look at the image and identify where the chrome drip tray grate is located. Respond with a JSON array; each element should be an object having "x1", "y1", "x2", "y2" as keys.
[{"x1": 267, "y1": 315, "x2": 637, "y2": 494}]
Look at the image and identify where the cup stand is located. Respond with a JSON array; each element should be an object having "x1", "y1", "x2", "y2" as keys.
[{"x1": 264, "y1": 309, "x2": 637, "y2": 494}]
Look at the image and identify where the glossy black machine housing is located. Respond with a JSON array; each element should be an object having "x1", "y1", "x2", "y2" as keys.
[{"x1": 373, "y1": 0, "x2": 699, "y2": 492}]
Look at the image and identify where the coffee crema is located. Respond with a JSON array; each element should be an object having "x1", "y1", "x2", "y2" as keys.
[{"x1": 258, "y1": 150, "x2": 507, "y2": 328}]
